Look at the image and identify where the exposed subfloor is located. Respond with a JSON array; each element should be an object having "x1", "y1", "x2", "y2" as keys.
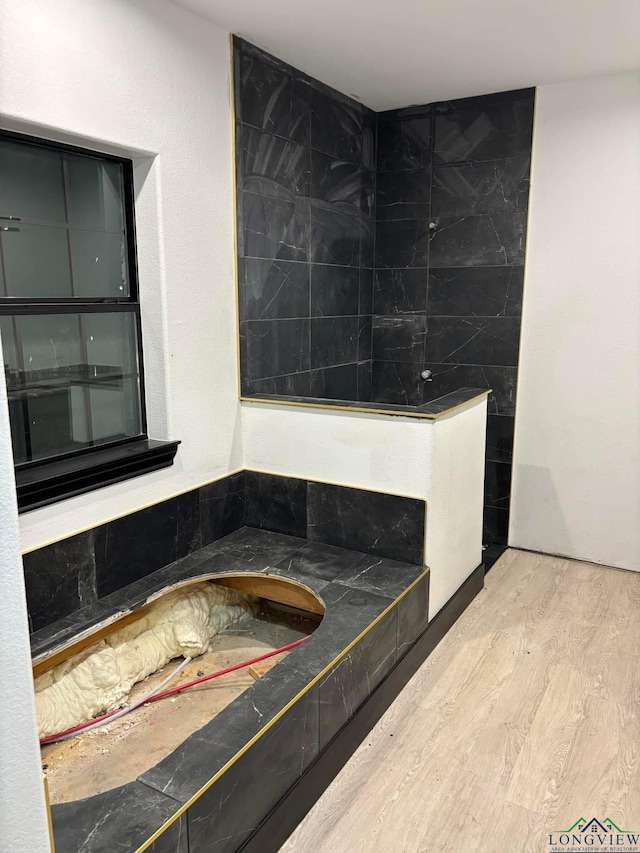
[
  {"x1": 42, "y1": 604, "x2": 316, "y2": 804},
  {"x1": 280, "y1": 549, "x2": 640, "y2": 852}
]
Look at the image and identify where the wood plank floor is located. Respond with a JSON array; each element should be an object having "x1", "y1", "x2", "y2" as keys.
[{"x1": 280, "y1": 549, "x2": 640, "y2": 852}]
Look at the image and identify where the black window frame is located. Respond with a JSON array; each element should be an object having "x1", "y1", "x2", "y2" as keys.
[{"x1": 0, "y1": 129, "x2": 178, "y2": 511}]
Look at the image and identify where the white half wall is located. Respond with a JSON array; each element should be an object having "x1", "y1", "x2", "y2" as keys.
[
  {"x1": 242, "y1": 399, "x2": 487, "y2": 618},
  {"x1": 0, "y1": 339, "x2": 50, "y2": 852},
  {"x1": 0, "y1": 0, "x2": 241, "y2": 552},
  {"x1": 511, "y1": 72, "x2": 640, "y2": 571}
]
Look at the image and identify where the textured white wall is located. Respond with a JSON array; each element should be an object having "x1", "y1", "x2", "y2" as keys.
[
  {"x1": 428, "y1": 403, "x2": 486, "y2": 617},
  {"x1": 0, "y1": 0, "x2": 241, "y2": 552},
  {"x1": 511, "y1": 73, "x2": 640, "y2": 570},
  {"x1": 242, "y1": 398, "x2": 487, "y2": 618},
  {"x1": 0, "y1": 337, "x2": 50, "y2": 851}
]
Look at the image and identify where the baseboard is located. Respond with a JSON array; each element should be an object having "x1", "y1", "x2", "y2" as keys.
[{"x1": 240, "y1": 561, "x2": 485, "y2": 853}]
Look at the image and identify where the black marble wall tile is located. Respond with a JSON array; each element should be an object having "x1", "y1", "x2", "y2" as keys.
[
  {"x1": 30, "y1": 599, "x2": 117, "y2": 657},
  {"x1": 236, "y1": 39, "x2": 375, "y2": 395},
  {"x1": 311, "y1": 317, "x2": 359, "y2": 368},
  {"x1": 431, "y1": 157, "x2": 530, "y2": 217},
  {"x1": 425, "y1": 316, "x2": 521, "y2": 366},
  {"x1": 373, "y1": 315, "x2": 426, "y2": 362},
  {"x1": 433, "y1": 91, "x2": 534, "y2": 165},
  {"x1": 428, "y1": 212, "x2": 527, "y2": 267},
  {"x1": 483, "y1": 506, "x2": 509, "y2": 545},
  {"x1": 237, "y1": 45, "x2": 309, "y2": 145},
  {"x1": 95, "y1": 499, "x2": 180, "y2": 598},
  {"x1": 361, "y1": 168, "x2": 376, "y2": 218},
  {"x1": 359, "y1": 268, "x2": 374, "y2": 315},
  {"x1": 146, "y1": 815, "x2": 189, "y2": 853},
  {"x1": 199, "y1": 472, "x2": 245, "y2": 546},
  {"x1": 483, "y1": 543, "x2": 507, "y2": 572},
  {"x1": 428, "y1": 266, "x2": 523, "y2": 317},
  {"x1": 187, "y1": 686, "x2": 319, "y2": 853},
  {"x1": 421, "y1": 363, "x2": 517, "y2": 414},
  {"x1": 243, "y1": 192, "x2": 310, "y2": 261},
  {"x1": 334, "y1": 554, "x2": 425, "y2": 599},
  {"x1": 486, "y1": 415, "x2": 515, "y2": 463},
  {"x1": 241, "y1": 126, "x2": 310, "y2": 199},
  {"x1": 311, "y1": 87, "x2": 363, "y2": 165},
  {"x1": 371, "y1": 360, "x2": 423, "y2": 406},
  {"x1": 175, "y1": 490, "x2": 201, "y2": 557},
  {"x1": 360, "y1": 215, "x2": 375, "y2": 269},
  {"x1": 310, "y1": 206, "x2": 362, "y2": 266},
  {"x1": 484, "y1": 460, "x2": 513, "y2": 509},
  {"x1": 244, "y1": 471, "x2": 307, "y2": 538},
  {"x1": 51, "y1": 782, "x2": 181, "y2": 853},
  {"x1": 307, "y1": 482, "x2": 425, "y2": 564},
  {"x1": 377, "y1": 114, "x2": 431, "y2": 172},
  {"x1": 310, "y1": 362, "x2": 359, "y2": 400},
  {"x1": 373, "y1": 267, "x2": 427, "y2": 315},
  {"x1": 242, "y1": 318, "x2": 310, "y2": 379},
  {"x1": 318, "y1": 607, "x2": 397, "y2": 747},
  {"x1": 358, "y1": 316, "x2": 372, "y2": 361},
  {"x1": 357, "y1": 360, "x2": 372, "y2": 402},
  {"x1": 362, "y1": 107, "x2": 377, "y2": 171},
  {"x1": 311, "y1": 149, "x2": 362, "y2": 215},
  {"x1": 310, "y1": 264, "x2": 359, "y2": 316},
  {"x1": 375, "y1": 218, "x2": 430, "y2": 268},
  {"x1": 397, "y1": 572, "x2": 430, "y2": 654},
  {"x1": 206, "y1": 526, "x2": 307, "y2": 566},
  {"x1": 288, "y1": 583, "x2": 394, "y2": 679},
  {"x1": 240, "y1": 258, "x2": 310, "y2": 320},
  {"x1": 272, "y1": 540, "x2": 364, "y2": 589},
  {"x1": 242, "y1": 370, "x2": 312, "y2": 397},
  {"x1": 376, "y1": 168, "x2": 431, "y2": 221},
  {"x1": 23, "y1": 531, "x2": 96, "y2": 632}
]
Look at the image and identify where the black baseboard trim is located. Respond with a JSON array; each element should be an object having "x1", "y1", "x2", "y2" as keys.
[{"x1": 240, "y1": 562, "x2": 485, "y2": 853}]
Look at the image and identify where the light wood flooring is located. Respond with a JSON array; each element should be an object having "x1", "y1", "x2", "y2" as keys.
[{"x1": 280, "y1": 549, "x2": 640, "y2": 852}]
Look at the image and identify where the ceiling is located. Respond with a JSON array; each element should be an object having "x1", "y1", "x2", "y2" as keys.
[{"x1": 172, "y1": 0, "x2": 640, "y2": 110}]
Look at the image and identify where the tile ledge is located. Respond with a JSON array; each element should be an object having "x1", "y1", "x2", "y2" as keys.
[{"x1": 240, "y1": 388, "x2": 490, "y2": 419}]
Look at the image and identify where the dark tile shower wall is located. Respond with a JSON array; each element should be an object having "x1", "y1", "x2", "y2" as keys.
[
  {"x1": 372, "y1": 90, "x2": 534, "y2": 545},
  {"x1": 232, "y1": 40, "x2": 533, "y2": 545},
  {"x1": 235, "y1": 38, "x2": 375, "y2": 401}
]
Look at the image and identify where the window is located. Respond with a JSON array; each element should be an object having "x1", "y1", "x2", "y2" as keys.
[{"x1": 0, "y1": 131, "x2": 178, "y2": 511}]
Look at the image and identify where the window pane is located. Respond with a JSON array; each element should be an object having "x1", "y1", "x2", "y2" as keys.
[
  {"x1": 82, "y1": 312, "x2": 138, "y2": 374},
  {"x1": 0, "y1": 137, "x2": 131, "y2": 299},
  {"x1": 0, "y1": 141, "x2": 66, "y2": 223},
  {"x1": 0, "y1": 316, "x2": 19, "y2": 372},
  {"x1": 5, "y1": 311, "x2": 142, "y2": 463},
  {"x1": 1, "y1": 223, "x2": 73, "y2": 298},
  {"x1": 66, "y1": 156, "x2": 124, "y2": 232},
  {"x1": 19, "y1": 313, "x2": 82, "y2": 372},
  {"x1": 69, "y1": 229, "x2": 128, "y2": 297},
  {"x1": 0, "y1": 317, "x2": 27, "y2": 463}
]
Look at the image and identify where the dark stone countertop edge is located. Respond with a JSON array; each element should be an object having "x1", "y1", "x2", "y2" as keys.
[{"x1": 240, "y1": 387, "x2": 490, "y2": 419}]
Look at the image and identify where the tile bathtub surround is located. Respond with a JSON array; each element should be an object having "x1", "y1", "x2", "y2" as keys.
[
  {"x1": 25, "y1": 472, "x2": 245, "y2": 633},
  {"x1": 27, "y1": 470, "x2": 425, "y2": 636},
  {"x1": 245, "y1": 473, "x2": 426, "y2": 565},
  {"x1": 235, "y1": 38, "x2": 375, "y2": 400},
  {"x1": 43, "y1": 527, "x2": 434, "y2": 853}
]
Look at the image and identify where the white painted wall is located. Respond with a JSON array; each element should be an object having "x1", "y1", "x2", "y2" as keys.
[
  {"x1": 0, "y1": 0, "x2": 241, "y2": 552},
  {"x1": 242, "y1": 398, "x2": 487, "y2": 618},
  {"x1": 174, "y1": 0, "x2": 640, "y2": 111},
  {"x1": 0, "y1": 338, "x2": 50, "y2": 852},
  {"x1": 511, "y1": 72, "x2": 640, "y2": 571}
]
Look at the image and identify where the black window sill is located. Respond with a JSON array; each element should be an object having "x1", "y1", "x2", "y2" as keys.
[{"x1": 16, "y1": 439, "x2": 180, "y2": 513}]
